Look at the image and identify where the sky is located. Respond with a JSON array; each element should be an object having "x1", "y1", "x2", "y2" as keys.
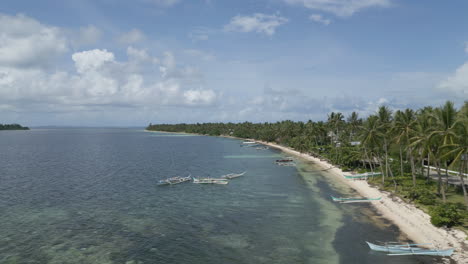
[{"x1": 0, "y1": 0, "x2": 467, "y2": 126}]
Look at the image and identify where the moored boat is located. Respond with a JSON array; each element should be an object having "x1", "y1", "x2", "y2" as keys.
[
  {"x1": 240, "y1": 140, "x2": 259, "y2": 147},
  {"x1": 388, "y1": 248, "x2": 454, "y2": 257},
  {"x1": 275, "y1": 158, "x2": 294, "y2": 163},
  {"x1": 158, "y1": 174, "x2": 191, "y2": 186},
  {"x1": 276, "y1": 162, "x2": 296, "y2": 167},
  {"x1": 192, "y1": 177, "x2": 229, "y2": 185},
  {"x1": 344, "y1": 172, "x2": 382, "y2": 180},
  {"x1": 255, "y1": 146, "x2": 269, "y2": 150},
  {"x1": 275, "y1": 157, "x2": 295, "y2": 166},
  {"x1": 221, "y1": 171, "x2": 246, "y2": 179},
  {"x1": 331, "y1": 196, "x2": 381, "y2": 203},
  {"x1": 366, "y1": 241, "x2": 454, "y2": 257}
]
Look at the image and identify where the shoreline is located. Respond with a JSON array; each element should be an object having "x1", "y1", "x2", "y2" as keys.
[
  {"x1": 258, "y1": 140, "x2": 468, "y2": 263},
  {"x1": 146, "y1": 130, "x2": 468, "y2": 263}
]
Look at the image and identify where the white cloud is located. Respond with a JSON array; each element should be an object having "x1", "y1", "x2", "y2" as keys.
[
  {"x1": 224, "y1": 13, "x2": 288, "y2": 36},
  {"x1": 284, "y1": 0, "x2": 391, "y2": 17},
  {"x1": 309, "y1": 14, "x2": 332, "y2": 25},
  {"x1": 437, "y1": 62, "x2": 468, "y2": 97},
  {"x1": 0, "y1": 45, "x2": 218, "y2": 115},
  {"x1": 183, "y1": 89, "x2": 217, "y2": 105},
  {"x1": 465, "y1": 42, "x2": 468, "y2": 54},
  {"x1": 0, "y1": 13, "x2": 67, "y2": 68},
  {"x1": 118, "y1": 29, "x2": 146, "y2": 44},
  {"x1": 72, "y1": 49, "x2": 115, "y2": 74}
]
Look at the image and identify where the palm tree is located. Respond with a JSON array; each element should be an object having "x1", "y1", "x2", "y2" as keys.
[
  {"x1": 360, "y1": 115, "x2": 382, "y2": 181},
  {"x1": 327, "y1": 112, "x2": 345, "y2": 163},
  {"x1": 347, "y1": 111, "x2": 362, "y2": 141},
  {"x1": 429, "y1": 101, "x2": 458, "y2": 202},
  {"x1": 442, "y1": 101, "x2": 468, "y2": 208},
  {"x1": 377, "y1": 106, "x2": 393, "y2": 184},
  {"x1": 410, "y1": 108, "x2": 436, "y2": 183},
  {"x1": 393, "y1": 109, "x2": 417, "y2": 184}
]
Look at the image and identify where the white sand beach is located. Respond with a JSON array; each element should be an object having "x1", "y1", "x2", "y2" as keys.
[{"x1": 259, "y1": 140, "x2": 468, "y2": 264}]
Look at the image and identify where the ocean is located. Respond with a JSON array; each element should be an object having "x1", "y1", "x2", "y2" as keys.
[{"x1": 0, "y1": 128, "x2": 438, "y2": 263}]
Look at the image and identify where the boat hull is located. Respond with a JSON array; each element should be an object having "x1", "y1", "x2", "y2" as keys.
[
  {"x1": 366, "y1": 242, "x2": 454, "y2": 256},
  {"x1": 158, "y1": 175, "x2": 191, "y2": 186},
  {"x1": 193, "y1": 178, "x2": 229, "y2": 185},
  {"x1": 221, "y1": 171, "x2": 246, "y2": 179},
  {"x1": 332, "y1": 196, "x2": 381, "y2": 202}
]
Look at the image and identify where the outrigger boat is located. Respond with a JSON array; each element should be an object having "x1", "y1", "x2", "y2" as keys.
[
  {"x1": 344, "y1": 172, "x2": 382, "y2": 180},
  {"x1": 221, "y1": 171, "x2": 246, "y2": 179},
  {"x1": 276, "y1": 162, "x2": 296, "y2": 167},
  {"x1": 158, "y1": 174, "x2": 192, "y2": 186},
  {"x1": 366, "y1": 241, "x2": 454, "y2": 257},
  {"x1": 275, "y1": 157, "x2": 296, "y2": 166},
  {"x1": 276, "y1": 158, "x2": 294, "y2": 163},
  {"x1": 331, "y1": 196, "x2": 381, "y2": 203},
  {"x1": 255, "y1": 146, "x2": 269, "y2": 150},
  {"x1": 240, "y1": 141, "x2": 259, "y2": 147},
  {"x1": 192, "y1": 177, "x2": 229, "y2": 185}
]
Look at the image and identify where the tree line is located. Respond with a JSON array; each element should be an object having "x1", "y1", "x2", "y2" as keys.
[
  {"x1": 147, "y1": 101, "x2": 468, "y2": 227},
  {"x1": 0, "y1": 124, "x2": 29, "y2": 130}
]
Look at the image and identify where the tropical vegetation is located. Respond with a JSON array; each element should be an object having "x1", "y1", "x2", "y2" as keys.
[
  {"x1": 0, "y1": 124, "x2": 29, "y2": 130},
  {"x1": 147, "y1": 101, "x2": 468, "y2": 229}
]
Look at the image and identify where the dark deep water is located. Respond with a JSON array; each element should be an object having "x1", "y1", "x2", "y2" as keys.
[{"x1": 0, "y1": 128, "x2": 442, "y2": 263}]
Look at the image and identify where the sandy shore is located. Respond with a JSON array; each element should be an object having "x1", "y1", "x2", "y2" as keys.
[{"x1": 257, "y1": 140, "x2": 468, "y2": 263}]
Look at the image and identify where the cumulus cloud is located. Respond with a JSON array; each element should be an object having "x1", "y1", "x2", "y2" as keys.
[
  {"x1": 284, "y1": 0, "x2": 391, "y2": 17},
  {"x1": 0, "y1": 13, "x2": 68, "y2": 68},
  {"x1": 0, "y1": 46, "x2": 218, "y2": 114},
  {"x1": 309, "y1": 14, "x2": 332, "y2": 25},
  {"x1": 72, "y1": 49, "x2": 115, "y2": 74},
  {"x1": 437, "y1": 62, "x2": 468, "y2": 97},
  {"x1": 118, "y1": 29, "x2": 146, "y2": 44},
  {"x1": 224, "y1": 13, "x2": 288, "y2": 36},
  {"x1": 183, "y1": 89, "x2": 217, "y2": 105}
]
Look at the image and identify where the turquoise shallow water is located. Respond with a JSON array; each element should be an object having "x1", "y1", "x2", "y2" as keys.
[{"x1": 0, "y1": 129, "x2": 442, "y2": 263}]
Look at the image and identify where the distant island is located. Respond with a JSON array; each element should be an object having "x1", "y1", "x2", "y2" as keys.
[{"x1": 0, "y1": 124, "x2": 29, "y2": 130}]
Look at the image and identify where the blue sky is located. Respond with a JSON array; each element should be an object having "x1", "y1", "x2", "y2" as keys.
[{"x1": 0, "y1": 0, "x2": 467, "y2": 126}]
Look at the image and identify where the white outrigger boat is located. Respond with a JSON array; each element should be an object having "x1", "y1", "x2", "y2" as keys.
[
  {"x1": 192, "y1": 177, "x2": 229, "y2": 185},
  {"x1": 158, "y1": 174, "x2": 192, "y2": 186},
  {"x1": 345, "y1": 172, "x2": 382, "y2": 180},
  {"x1": 255, "y1": 146, "x2": 269, "y2": 150},
  {"x1": 221, "y1": 171, "x2": 246, "y2": 179},
  {"x1": 331, "y1": 196, "x2": 381, "y2": 203},
  {"x1": 240, "y1": 140, "x2": 260, "y2": 147},
  {"x1": 366, "y1": 241, "x2": 454, "y2": 257}
]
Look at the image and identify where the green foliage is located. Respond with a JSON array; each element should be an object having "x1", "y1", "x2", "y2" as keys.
[
  {"x1": 389, "y1": 159, "x2": 412, "y2": 174},
  {"x1": 147, "y1": 100, "x2": 468, "y2": 213},
  {"x1": 0, "y1": 124, "x2": 29, "y2": 130},
  {"x1": 407, "y1": 187, "x2": 437, "y2": 205},
  {"x1": 429, "y1": 203, "x2": 464, "y2": 227}
]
